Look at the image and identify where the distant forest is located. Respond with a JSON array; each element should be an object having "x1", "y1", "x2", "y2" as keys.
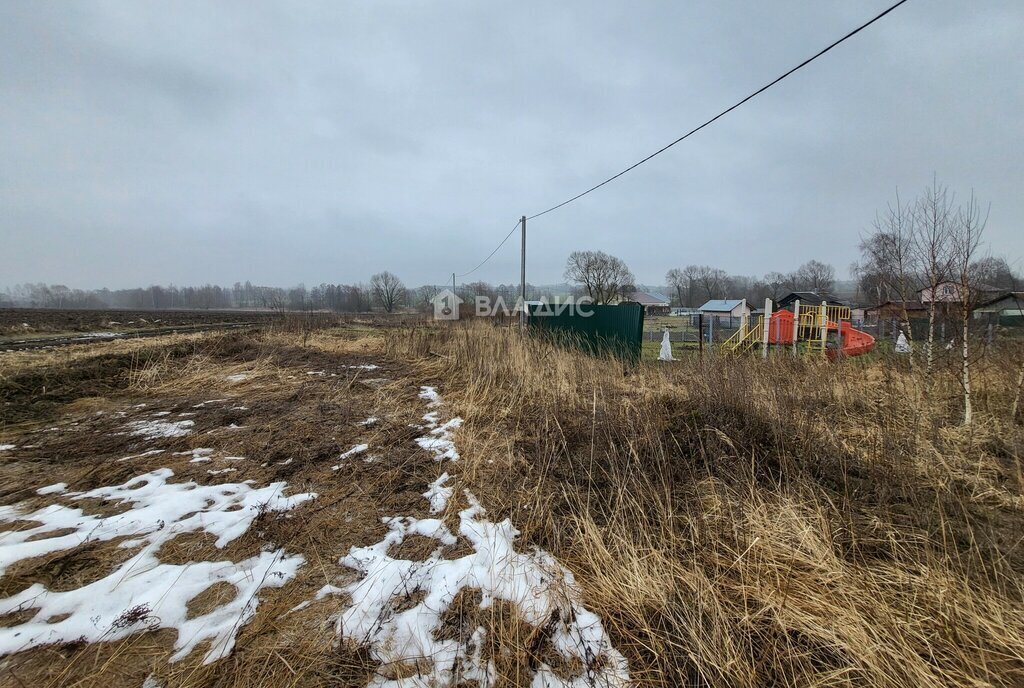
[{"x1": 1, "y1": 282, "x2": 376, "y2": 312}]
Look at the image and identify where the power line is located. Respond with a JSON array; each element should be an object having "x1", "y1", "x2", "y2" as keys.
[
  {"x1": 448, "y1": 219, "x2": 522, "y2": 283},
  {"x1": 526, "y1": 0, "x2": 911, "y2": 221},
  {"x1": 442, "y1": 0, "x2": 910, "y2": 289}
]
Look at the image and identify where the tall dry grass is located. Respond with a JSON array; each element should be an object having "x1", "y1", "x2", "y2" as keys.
[{"x1": 387, "y1": 322, "x2": 1024, "y2": 687}]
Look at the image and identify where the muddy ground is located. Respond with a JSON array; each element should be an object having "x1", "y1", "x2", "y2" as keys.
[
  {"x1": 0, "y1": 309, "x2": 287, "y2": 337},
  {"x1": 0, "y1": 329, "x2": 457, "y2": 686}
]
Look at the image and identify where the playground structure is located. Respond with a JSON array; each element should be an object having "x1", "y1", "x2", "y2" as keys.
[{"x1": 722, "y1": 298, "x2": 875, "y2": 360}]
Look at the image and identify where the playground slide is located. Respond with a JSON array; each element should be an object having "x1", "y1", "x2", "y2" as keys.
[
  {"x1": 828, "y1": 321, "x2": 875, "y2": 360},
  {"x1": 765, "y1": 309, "x2": 875, "y2": 359}
]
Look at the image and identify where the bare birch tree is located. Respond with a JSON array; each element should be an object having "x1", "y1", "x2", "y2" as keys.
[
  {"x1": 911, "y1": 180, "x2": 955, "y2": 375},
  {"x1": 948, "y1": 192, "x2": 989, "y2": 425}
]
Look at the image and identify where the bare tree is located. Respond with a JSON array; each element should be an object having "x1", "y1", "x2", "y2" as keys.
[
  {"x1": 680, "y1": 265, "x2": 702, "y2": 306},
  {"x1": 949, "y1": 192, "x2": 989, "y2": 425},
  {"x1": 415, "y1": 284, "x2": 440, "y2": 311},
  {"x1": 793, "y1": 260, "x2": 836, "y2": 294},
  {"x1": 971, "y1": 256, "x2": 1018, "y2": 290},
  {"x1": 763, "y1": 271, "x2": 788, "y2": 301},
  {"x1": 911, "y1": 179, "x2": 955, "y2": 375},
  {"x1": 564, "y1": 251, "x2": 635, "y2": 304},
  {"x1": 691, "y1": 265, "x2": 727, "y2": 301},
  {"x1": 861, "y1": 191, "x2": 917, "y2": 337},
  {"x1": 665, "y1": 268, "x2": 687, "y2": 307},
  {"x1": 370, "y1": 271, "x2": 405, "y2": 313}
]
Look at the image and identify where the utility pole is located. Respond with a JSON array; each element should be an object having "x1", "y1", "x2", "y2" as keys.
[{"x1": 520, "y1": 215, "x2": 527, "y2": 327}]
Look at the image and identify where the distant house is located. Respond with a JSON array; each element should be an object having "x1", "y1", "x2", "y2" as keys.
[
  {"x1": 918, "y1": 281, "x2": 1003, "y2": 305},
  {"x1": 622, "y1": 291, "x2": 671, "y2": 316},
  {"x1": 699, "y1": 299, "x2": 752, "y2": 320},
  {"x1": 865, "y1": 300, "x2": 928, "y2": 321},
  {"x1": 776, "y1": 292, "x2": 845, "y2": 311},
  {"x1": 974, "y1": 292, "x2": 1024, "y2": 317}
]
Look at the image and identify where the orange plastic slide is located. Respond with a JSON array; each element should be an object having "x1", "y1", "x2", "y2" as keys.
[
  {"x1": 830, "y1": 321, "x2": 876, "y2": 359},
  {"x1": 764, "y1": 310, "x2": 875, "y2": 359}
]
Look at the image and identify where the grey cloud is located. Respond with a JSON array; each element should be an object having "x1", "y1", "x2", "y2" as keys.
[{"x1": 1, "y1": 0, "x2": 1021, "y2": 289}]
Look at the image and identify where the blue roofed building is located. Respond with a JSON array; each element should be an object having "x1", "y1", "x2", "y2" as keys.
[{"x1": 698, "y1": 299, "x2": 752, "y2": 319}]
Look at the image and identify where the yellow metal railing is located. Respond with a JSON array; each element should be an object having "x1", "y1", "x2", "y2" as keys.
[
  {"x1": 792, "y1": 303, "x2": 850, "y2": 356},
  {"x1": 722, "y1": 315, "x2": 764, "y2": 353}
]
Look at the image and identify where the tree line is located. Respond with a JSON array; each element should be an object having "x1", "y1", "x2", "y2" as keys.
[{"x1": 1, "y1": 275, "x2": 408, "y2": 313}]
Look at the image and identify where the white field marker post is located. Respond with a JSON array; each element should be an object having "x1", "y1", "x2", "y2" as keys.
[
  {"x1": 819, "y1": 301, "x2": 828, "y2": 355},
  {"x1": 762, "y1": 298, "x2": 772, "y2": 359},
  {"x1": 792, "y1": 299, "x2": 801, "y2": 356}
]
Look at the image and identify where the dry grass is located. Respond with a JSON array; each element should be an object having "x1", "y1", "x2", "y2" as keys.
[
  {"x1": 387, "y1": 321, "x2": 1024, "y2": 687},
  {"x1": 2, "y1": 321, "x2": 1023, "y2": 687}
]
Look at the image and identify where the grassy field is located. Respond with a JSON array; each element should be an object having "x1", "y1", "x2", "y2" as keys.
[{"x1": 0, "y1": 319, "x2": 1023, "y2": 686}]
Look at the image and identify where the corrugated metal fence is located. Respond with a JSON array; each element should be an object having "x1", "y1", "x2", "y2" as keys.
[{"x1": 527, "y1": 303, "x2": 645, "y2": 362}]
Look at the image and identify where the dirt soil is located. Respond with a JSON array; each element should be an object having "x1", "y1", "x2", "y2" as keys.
[
  {"x1": 0, "y1": 308, "x2": 286, "y2": 337},
  {"x1": 0, "y1": 328, "x2": 469, "y2": 687}
]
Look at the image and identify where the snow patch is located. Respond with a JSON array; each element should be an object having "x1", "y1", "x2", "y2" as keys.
[
  {"x1": 192, "y1": 399, "x2": 229, "y2": 408},
  {"x1": 332, "y1": 384, "x2": 628, "y2": 686},
  {"x1": 418, "y1": 386, "x2": 441, "y2": 407},
  {"x1": 333, "y1": 444, "x2": 368, "y2": 468},
  {"x1": 0, "y1": 468, "x2": 315, "y2": 576},
  {"x1": 126, "y1": 419, "x2": 194, "y2": 440},
  {"x1": 226, "y1": 373, "x2": 248, "y2": 382},
  {"x1": 0, "y1": 470, "x2": 315, "y2": 663},
  {"x1": 117, "y1": 448, "x2": 165, "y2": 462},
  {"x1": 422, "y1": 473, "x2": 452, "y2": 514},
  {"x1": 337, "y1": 491, "x2": 628, "y2": 687},
  {"x1": 0, "y1": 547, "x2": 304, "y2": 664},
  {"x1": 416, "y1": 418, "x2": 462, "y2": 462},
  {"x1": 0, "y1": 445, "x2": 15, "y2": 452},
  {"x1": 35, "y1": 483, "x2": 67, "y2": 496}
]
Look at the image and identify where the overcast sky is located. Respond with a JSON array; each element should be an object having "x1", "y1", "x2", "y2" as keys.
[{"x1": 2, "y1": 0, "x2": 1021, "y2": 290}]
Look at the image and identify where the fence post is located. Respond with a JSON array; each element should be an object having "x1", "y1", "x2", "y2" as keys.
[
  {"x1": 792, "y1": 299, "x2": 801, "y2": 356},
  {"x1": 762, "y1": 298, "x2": 772, "y2": 359},
  {"x1": 698, "y1": 312, "x2": 704, "y2": 358}
]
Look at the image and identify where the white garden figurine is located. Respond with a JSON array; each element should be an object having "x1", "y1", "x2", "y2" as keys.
[
  {"x1": 659, "y1": 329, "x2": 674, "y2": 361},
  {"x1": 895, "y1": 331, "x2": 912, "y2": 354}
]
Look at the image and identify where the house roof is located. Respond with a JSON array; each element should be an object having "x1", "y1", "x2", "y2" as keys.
[
  {"x1": 699, "y1": 299, "x2": 748, "y2": 312},
  {"x1": 916, "y1": 282, "x2": 1004, "y2": 294},
  {"x1": 625, "y1": 290, "x2": 671, "y2": 306},
  {"x1": 777, "y1": 292, "x2": 845, "y2": 307},
  {"x1": 978, "y1": 291, "x2": 1024, "y2": 308},
  {"x1": 866, "y1": 300, "x2": 927, "y2": 312}
]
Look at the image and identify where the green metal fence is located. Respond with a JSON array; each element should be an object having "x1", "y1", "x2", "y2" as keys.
[{"x1": 527, "y1": 302, "x2": 645, "y2": 362}]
